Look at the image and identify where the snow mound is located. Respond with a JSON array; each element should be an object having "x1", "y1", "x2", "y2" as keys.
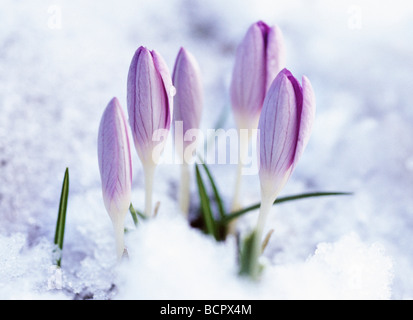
[
  {"x1": 115, "y1": 214, "x2": 393, "y2": 300},
  {"x1": 0, "y1": 214, "x2": 393, "y2": 300},
  {"x1": 0, "y1": 233, "x2": 67, "y2": 300},
  {"x1": 115, "y1": 213, "x2": 243, "y2": 300},
  {"x1": 265, "y1": 233, "x2": 393, "y2": 299}
]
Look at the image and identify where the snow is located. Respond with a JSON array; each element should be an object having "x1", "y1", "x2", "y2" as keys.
[
  {"x1": 0, "y1": 0, "x2": 412, "y2": 299},
  {"x1": 264, "y1": 233, "x2": 393, "y2": 300},
  {"x1": 116, "y1": 216, "x2": 392, "y2": 300}
]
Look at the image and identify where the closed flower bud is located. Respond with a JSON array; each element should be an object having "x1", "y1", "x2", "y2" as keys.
[
  {"x1": 245, "y1": 69, "x2": 315, "y2": 279},
  {"x1": 127, "y1": 46, "x2": 173, "y2": 217},
  {"x1": 230, "y1": 21, "x2": 285, "y2": 215},
  {"x1": 258, "y1": 68, "x2": 315, "y2": 203},
  {"x1": 173, "y1": 47, "x2": 203, "y2": 158},
  {"x1": 172, "y1": 47, "x2": 203, "y2": 216},
  {"x1": 98, "y1": 97, "x2": 132, "y2": 260},
  {"x1": 230, "y1": 21, "x2": 285, "y2": 131},
  {"x1": 127, "y1": 46, "x2": 172, "y2": 167}
]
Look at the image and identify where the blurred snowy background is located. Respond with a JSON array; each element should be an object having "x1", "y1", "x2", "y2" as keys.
[{"x1": 0, "y1": 0, "x2": 412, "y2": 299}]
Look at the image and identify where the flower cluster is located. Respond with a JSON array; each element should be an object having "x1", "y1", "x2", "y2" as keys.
[
  {"x1": 97, "y1": 46, "x2": 203, "y2": 259},
  {"x1": 97, "y1": 21, "x2": 316, "y2": 271}
]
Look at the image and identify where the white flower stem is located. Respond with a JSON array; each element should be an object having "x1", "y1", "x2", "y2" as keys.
[
  {"x1": 255, "y1": 196, "x2": 274, "y2": 241},
  {"x1": 231, "y1": 159, "x2": 244, "y2": 212},
  {"x1": 143, "y1": 163, "x2": 155, "y2": 217},
  {"x1": 249, "y1": 195, "x2": 274, "y2": 279},
  {"x1": 179, "y1": 162, "x2": 191, "y2": 218},
  {"x1": 229, "y1": 130, "x2": 250, "y2": 234},
  {"x1": 231, "y1": 129, "x2": 250, "y2": 211}
]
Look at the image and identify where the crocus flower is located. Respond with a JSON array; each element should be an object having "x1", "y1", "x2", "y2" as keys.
[
  {"x1": 244, "y1": 68, "x2": 315, "y2": 279},
  {"x1": 173, "y1": 47, "x2": 203, "y2": 158},
  {"x1": 258, "y1": 68, "x2": 315, "y2": 208},
  {"x1": 172, "y1": 47, "x2": 203, "y2": 216},
  {"x1": 98, "y1": 97, "x2": 132, "y2": 260},
  {"x1": 229, "y1": 21, "x2": 285, "y2": 213},
  {"x1": 230, "y1": 20, "x2": 285, "y2": 132},
  {"x1": 127, "y1": 46, "x2": 173, "y2": 217}
]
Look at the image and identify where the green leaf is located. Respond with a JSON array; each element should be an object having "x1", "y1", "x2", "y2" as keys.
[
  {"x1": 128, "y1": 203, "x2": 147, "y2": 229},
  {"x1": 198, "y1": 159, "x2": 226, "y2": 220},
  {"x1": 238, "y1": 229, "x2": 261, "y2": 280},
  {"x1": 220, "y1": 192, "x2": 353, "y2": 225},
  {"x1": 195, "y1": 164, "x2": 218, "y2": 240},
  {"x1": 129, "y1": 203, "x2": 139, "y2": 227},
  {"x1": 53, "y1": 168, "x2": 69, "y2": 267}
]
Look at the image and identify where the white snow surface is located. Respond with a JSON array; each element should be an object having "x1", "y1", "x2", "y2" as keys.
[
  {"x1": 117, "y1": 215, "x2": 392, "y2": 300},
  {"x1": 0, "y1": 0, "x2": 412, "y2": 299}
]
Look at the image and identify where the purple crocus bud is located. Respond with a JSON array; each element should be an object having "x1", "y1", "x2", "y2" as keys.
[
  {"x1": 172, "y1": 47, "x2": 203, "y2": 161},
  {"x1": 230, "y1": 21, "x2": 285, "y2": 131},
  {"x1": 258, "y1": 68, "x2": 316, "y2": 203},
  {"x1": 127, "y1": 46, "x2": 173, "y2": 217},
  {"x1": 172, "y1": 47, "x2": 203, "y2": 216},
  {"x1": 243, "y1": 69, "x2": 315, "y2": 279},
  {"x1": 98, "y1": 97, "x2": 132, "y2": 259},
  {"x1": 127, "y1": 46, "x2": 172, "y2": 167}
]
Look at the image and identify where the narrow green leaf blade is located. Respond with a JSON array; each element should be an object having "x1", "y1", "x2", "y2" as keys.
[
  {"x1": 129, "y1": 203, "x2": 139, "y2": 227},
  {"x1": 54, "y1": 168, "x2": 69, "y2": 267},
  {"x1": 275, "y1": 192, "x2": 353, "y2": 204},
  {"x1": 129, "y1": 202, "x2": 146, "y2": 225},
  {"x1": 195, "y1": 164, "x2": 218, "y2": 240},
  {"x1": 221, "y1": 191, "x2": 352, "y2": 224},
  {"x1": 238, "y1": 229, "x2": 261, "y2": 280},
  {"x1": 199, "y1": 161, "x2": 226, "y2": 219}
]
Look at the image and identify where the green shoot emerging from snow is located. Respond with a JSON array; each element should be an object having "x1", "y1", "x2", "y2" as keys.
[
  {"x1": 53, "y1": 168, "x2": 69, "y2": 268},
  {"x1": 192, "y1": 161, "x2": 352, "y2": 278}
]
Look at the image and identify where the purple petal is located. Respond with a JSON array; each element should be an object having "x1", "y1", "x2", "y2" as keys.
[
  {"x1": 151, "y1": 49, "x2": 172, "y2": 130},
  {"x1": 258, "y1": 69, "x2": 315, "y2": 200},
  {"x1": 259, "y1": 70, "x2": 298, "y2": 176},
  {"x1": 293, "y1": 75, "x2": 316, "y2": 165},
  {"x1": 256, "y1": 20, "x2": 270, "y2": 39},
  {"x1": 98, "y1": 97, "x2": 132, "y2": 220},
  {"x1": 230, "y1": 22, "x2": 267, "y2": 130},
  {"x1": 265, "y1": 25, "x2": 286, "y2": 92},
  {"x1": 230, "y1": 21, "x2": 286, "y2": 131},
  {"x1": 172, "y1": 47, "x2": 203, "y2": 146},
  {"x1": 127, "y1": 46, "x2": 171, "y2": 164}
]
